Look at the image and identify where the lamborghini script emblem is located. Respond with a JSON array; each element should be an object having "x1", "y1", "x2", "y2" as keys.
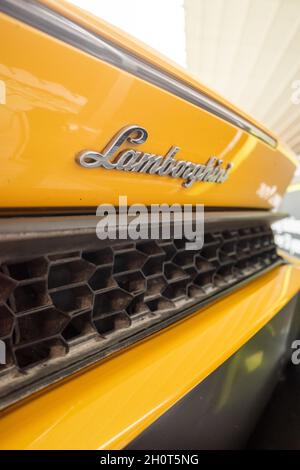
[{"x1": 76, "y1": 125, "x2": 233, "y2": 188}]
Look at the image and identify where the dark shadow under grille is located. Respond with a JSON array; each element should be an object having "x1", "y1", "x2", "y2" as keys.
[{"x1": 0, "y1": 218, "x2": 281, "y2": 409}]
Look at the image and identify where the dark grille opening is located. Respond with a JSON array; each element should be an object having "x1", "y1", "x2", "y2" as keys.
[
  {"x1": 94, "y1": 312, "x2": 131, "y2": 336},
  {"x1": 136, "y1": 240, "x2": 163, "y2": 255},
  {"x1": 48, "y1": 259, "x2": 95, "y2": 289},
  {"x1": 0, "y1": 219, "x2": 282, "y2": 409},
  {"x1": 195, "y1": 257, "x2": 215, "y2": 272},
  {"x1": 146, "y1": 276, "x2": 167, "y2": 298},
  {"x1": 127, "y1": 294, "x2": 150, "y2": 317},
  {"x1": 185, "y1": 266, "x2": 198, "y2": 280},
  {"x1": 94, "y1": 289, "x2": 132, "y2": 316},
  {"x1": 147, "y1": 297, "x2": 175, "y2": 312},
  {"x1": 173, "y1": 251, "x2": 195, "y2": 267},
  {"x1": 61, "y1": 311, "x2": 93, "y2": 341},
  {"x1": 88, "y1": 267, "x2": 116, "y2": 290},
  {"x1": 13, "y1": 281, "x2": 50, "y2": 313},
  {"x1": 115, "y1": 272, "x2": 146, "y2": 295},
  {"x1": 50, "y1": 285, "x2": 93, "y2": 313},
  {"x1": 6, "y1": 257, "x2": 47, "y2": 281},
  {"x1": 188, "y1": 284, "x2": 205, "y2": 299},
  {"x1": 159, "y1": 241, "x2": 176, "y2": 260},
  {"x1": 82, "y1": 248, "x2": 113, "y2": 266},
  {"x1": 0, "y1": 305, "x2": 14, "y2": 337},
  {"x1": 17, "y1": 308, "x2": 68, "y2": 342},
  {"x1": 14, "y1": 339, "x2": 67, "y2": 369},
  {"x1": 0, "y1": 273, "x2": 16, "y2": 303},
  {"x1": 201, "y1": 244, "x2": 218, "y2": 260},
  {"x1": 114, "y1": 251, "x2": 146, "y2": 273},
  {"x1": 142, "y1": 255, "x2": 165, "y2": 276},
  {"x1": 163, "y1": 280, "x2": 188, "y2": 300}
]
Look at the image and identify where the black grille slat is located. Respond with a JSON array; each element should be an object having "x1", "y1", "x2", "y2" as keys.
[{"x1": 0, "y1": 221, "x2": 281, "y2": 406}]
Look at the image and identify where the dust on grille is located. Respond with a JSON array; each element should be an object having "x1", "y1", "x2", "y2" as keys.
[{"x1": 0, "y1": 223, "x2": 279, "y2": 405}]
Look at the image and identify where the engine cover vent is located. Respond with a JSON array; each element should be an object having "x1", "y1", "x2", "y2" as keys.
[{"x1": 0, "y1": 214, "x2": 282, "y2": 409}]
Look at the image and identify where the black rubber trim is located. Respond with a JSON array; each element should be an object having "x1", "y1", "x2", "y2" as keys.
[{"x1": 0, "y1": 210, "x2": 286, "y2": 260}]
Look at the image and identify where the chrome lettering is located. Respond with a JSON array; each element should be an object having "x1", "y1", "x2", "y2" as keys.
[{"x1": 76, "y1": 125, "x2": 233, "y2": 187}]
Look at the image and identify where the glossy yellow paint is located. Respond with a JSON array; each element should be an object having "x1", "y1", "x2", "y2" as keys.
[
  {"x1": 41, "y1": 0, "x2": 287, "y2": 140},
  {"x1": 0, "y1": 263, "x2": 299, "y2": 450},
  {"x1": 0, "y1": 10, "x2": 297, "y2": 209}
]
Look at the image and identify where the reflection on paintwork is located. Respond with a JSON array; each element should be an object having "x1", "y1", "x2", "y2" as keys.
[
  {"x1": 218, "y1": 129, "x2": 243, "y2": 159},
  {"x1": 0, "y1": 63, "x2": 87, "y2": 172},
  {"x1": 245, "y1": 351, "x2": 263, "y2": 372},
  {"x1": 216, "y1": 354, "x2": 240, "y2": 411},
  {"x1": 0, "y1": 13, "x2": 296, "y2": 208},
  {"x1": 0, "y1": 79, "x2": 6, "y2": 104},
  {"x1": 0, "y1": 64, "x2": 86, "y2": 113}
]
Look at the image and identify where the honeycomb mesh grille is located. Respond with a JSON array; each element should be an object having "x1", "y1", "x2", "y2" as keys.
[{"x1": 0, "y1": 222, "x2": 280, "y2": 406}]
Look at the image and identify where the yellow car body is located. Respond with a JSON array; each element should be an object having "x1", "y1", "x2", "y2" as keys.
[
  {"x1": 0, "y1": 0, "x2": 299, "y2": 450},
  {"x1": 0, "y1": 1, "x2": 297, "y2": 211}
]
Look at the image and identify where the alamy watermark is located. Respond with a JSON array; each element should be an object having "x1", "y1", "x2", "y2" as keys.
[
  {"x1": 95, "y1": 196, "x2": 204, "y2": 250},
  {"x1": 0, "y1": 340, "x2": 5, "y2": 365},
  {"x1": 291, "y1": 340, "x2": 300, "y2": 365},
  {"x1": 291, "y1": 80, "x2": 300, "y2": 104}
]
